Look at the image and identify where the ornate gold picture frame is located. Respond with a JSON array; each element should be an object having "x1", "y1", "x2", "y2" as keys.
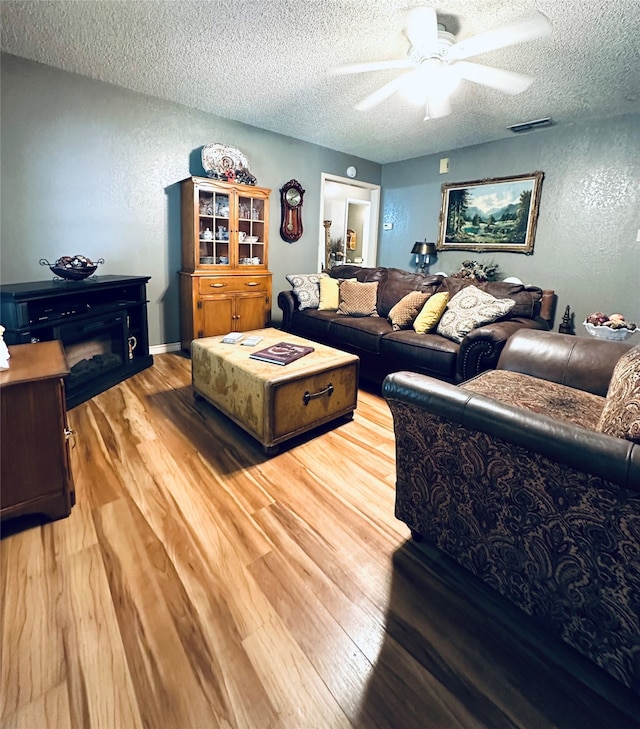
[{"x1": 437, "y1": 171, "x2": 544, "y2": 254}]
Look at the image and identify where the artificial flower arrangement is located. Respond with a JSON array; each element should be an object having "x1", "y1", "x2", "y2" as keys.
[{"x1": 451, "y1": 259, "x2": 500, "y2": 282}]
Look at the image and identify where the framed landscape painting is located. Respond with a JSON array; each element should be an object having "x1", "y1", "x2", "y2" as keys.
[{"x1": 437, "y1": 171, "x2": 544, "y2": 254}]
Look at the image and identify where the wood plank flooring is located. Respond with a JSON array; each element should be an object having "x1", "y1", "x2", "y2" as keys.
[{"x1": 1, "y1": 353, "x2": 637, "y2": 729}]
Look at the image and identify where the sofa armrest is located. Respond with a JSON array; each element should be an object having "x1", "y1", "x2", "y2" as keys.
[
  {"x1": 382, "y1": 370, "x2": 640, "y2": 489},
  {"x1": 277, "y1": 289, "x2": 299, "y2": 331},
  {"x1": 497, "y1": 329, "x2": 633, "y2": 397},
  {"x1": 456, "y1": 316, "x2": 550, "y2": 382}
]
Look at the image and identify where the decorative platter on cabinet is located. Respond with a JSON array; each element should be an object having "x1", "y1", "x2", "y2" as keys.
[{"x1": 201, "y1": 143, "x2": 256, "y2": 184}]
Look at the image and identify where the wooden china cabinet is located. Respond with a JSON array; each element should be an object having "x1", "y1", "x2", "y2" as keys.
[{"x1": 179, "y1": 176, "x2": 272, "y2": 350}]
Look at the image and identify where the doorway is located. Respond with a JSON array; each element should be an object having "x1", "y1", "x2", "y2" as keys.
[{"x1": 319, "y1": 173, "x2": 380, "y2": 271}]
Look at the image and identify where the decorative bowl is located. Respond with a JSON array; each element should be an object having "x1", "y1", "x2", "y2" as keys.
[
  {"x1": 40, "y1": 255, "x2": 104, "y2": 281},
  {"x1": 244, "y1": 236, "x2": 259, "y2": 244},
  {"x1": 583, "y1": 321, "x2": 636, "y2": 341}
]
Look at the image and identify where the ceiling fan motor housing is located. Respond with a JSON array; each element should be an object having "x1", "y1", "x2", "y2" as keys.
[{"x1": 409, "y1": 29, "x2": 456, "y2": 66}]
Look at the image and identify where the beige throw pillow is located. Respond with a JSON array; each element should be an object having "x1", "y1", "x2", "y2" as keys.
[
  {"x1": 413, "y1": 292, "x2": 449, "y2": 333},
  {"x1": 596, "y1": 343, "x2": 640, "y2": 444},
  {"x1": 337, "y1": 280, "x2": 379, "y2": 317},
  {"x1": 388, "y1": 291, "x2": 430, "y2": 331},
  {"x1": 437, "y1": 285, "x2": 515, "y2": 343}
]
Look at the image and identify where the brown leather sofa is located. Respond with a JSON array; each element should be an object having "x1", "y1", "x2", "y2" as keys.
[
  {"x1": 383, "y1": 330, "x2": 640, "y2": 704},
  {"x1": 278, "y1": 265, "x2": 555, "y2": 385}
]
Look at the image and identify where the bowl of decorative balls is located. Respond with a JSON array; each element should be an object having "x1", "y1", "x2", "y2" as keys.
[
  {"x1": 40, "y1": 255, "x2": 104, "y2": 281},
  {"x1": 583, "y1": 312, "x2": 637, "y2": 341}
]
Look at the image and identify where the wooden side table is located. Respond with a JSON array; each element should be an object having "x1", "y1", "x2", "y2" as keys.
[{"x1": 1, "y1": 340, "x2": 75, "y2": 525}]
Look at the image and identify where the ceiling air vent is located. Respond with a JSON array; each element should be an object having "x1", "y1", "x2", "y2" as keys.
[{"x1": 507, "y1": 117, "x2": 554, "y2": 133}]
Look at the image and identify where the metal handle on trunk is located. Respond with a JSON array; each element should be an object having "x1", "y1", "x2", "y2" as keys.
[{"x1": 303, "y1": 383, "x2": 333, "y2": 406}]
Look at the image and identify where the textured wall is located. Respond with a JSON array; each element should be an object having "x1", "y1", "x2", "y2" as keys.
[
  {"x1": 3, "y1": 53, "x2": 639, "y2": 343},
  {"x1": 380, "y1": 115, "x2": 640, "y2": 332},
  {"x1": 1, "y1": 54, "x2": 381, "y2": 346}
]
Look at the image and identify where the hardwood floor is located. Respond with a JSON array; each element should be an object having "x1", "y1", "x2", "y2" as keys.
[{"x1": 1, "y1": 353, "x2": 637, "y2": 729}]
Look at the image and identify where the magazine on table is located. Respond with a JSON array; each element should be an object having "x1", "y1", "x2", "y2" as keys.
[{"x1": 249, "y1": 341, "x2": 314, "y2": 366}]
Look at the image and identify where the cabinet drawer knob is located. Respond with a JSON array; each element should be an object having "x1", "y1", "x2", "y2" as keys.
[
  {"x1": 210, "y1": 283, "x2": 226, "y2": 288},
  {"x1": 246, "y1": 281, "x2": 259, "y2": 287}
]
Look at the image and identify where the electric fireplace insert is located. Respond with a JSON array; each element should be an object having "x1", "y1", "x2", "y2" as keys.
[{"x1": 0, "y1": 275, "x2": 153, "y2": 408}]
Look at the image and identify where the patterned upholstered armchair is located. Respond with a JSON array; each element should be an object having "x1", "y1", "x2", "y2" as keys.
[{"x1": 383, "y1": 330, "x2": 640, "y2": 698}]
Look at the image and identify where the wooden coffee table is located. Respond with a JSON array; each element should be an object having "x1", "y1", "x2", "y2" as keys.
[{"x1": 191, "y1": 328, "x2": 359, "y2": 454}]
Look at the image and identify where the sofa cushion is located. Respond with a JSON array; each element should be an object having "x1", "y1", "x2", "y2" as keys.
[
  {"x1": 596, "y1": 343, "x2": 640, "y2": 444},
  {"x1": 414, "y1": 292, "x2": 449, "y2": 334},
  {"x1": 330, "y1": 265, "x2": 387, "y2": 285},
  {"x1": 381, "y1": 330, "x2": 459, "y2": 381},
  {"x1": 375, "y1": 267, "x2": 440, "y2": 318},
  {"x1": 337, "y1": 280, "x2": 379, "y2": 317},
  {"x1": 388, "y1": 291, "x2": 430, "y2": 331},
  {"x1": 290, "y1": 308, "x2": 341, "y2": 340},
  {"x1": 437, "y1": 285, "x2": 516, "y2": 343},
  {"x1": 329, "y1": 315, "x2": 392, "y2": 354},
  {"x1": 285, "y1": 273, "x2": 321, "y2": 310},
  {"x1": 463, "y1": 369, "x2": 605, "y2": 430},
  {"x1": 437, "y1": 278, "x2": 543, "y2": 319}
]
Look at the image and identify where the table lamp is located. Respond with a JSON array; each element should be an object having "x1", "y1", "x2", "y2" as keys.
[{"x1": 411, "y1": 241, "x2": 437, "y2": 274}]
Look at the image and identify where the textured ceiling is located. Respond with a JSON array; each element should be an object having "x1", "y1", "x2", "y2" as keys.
[{"x1": 2, "y1": 1, "x2": 639, "y2": 164}]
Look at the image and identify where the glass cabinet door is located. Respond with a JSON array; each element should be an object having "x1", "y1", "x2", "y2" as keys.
[
  {"x1": 198, "y1": 190, "x2": 230, "y2": 267},
  {"x1": 238, "y1": 194, "x2": 266, "y2": 266}
]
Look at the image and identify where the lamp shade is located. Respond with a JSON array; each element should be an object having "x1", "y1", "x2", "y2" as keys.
[{"x1": 411, "y1": 241, "x2": 437, "y2": 255}]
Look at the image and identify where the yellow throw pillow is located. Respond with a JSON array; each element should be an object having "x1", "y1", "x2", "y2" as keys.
[
  {"x1": 318, "y1": 274, "x2": 340, "y2": 310},
  {"x1": 413, "y1": 292, "x2": 449, "y2": 333}
]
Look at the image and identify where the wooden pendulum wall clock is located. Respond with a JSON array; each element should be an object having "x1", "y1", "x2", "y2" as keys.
[{"x1": 279, "y1": 179, "x2": 305, "y2": 242}]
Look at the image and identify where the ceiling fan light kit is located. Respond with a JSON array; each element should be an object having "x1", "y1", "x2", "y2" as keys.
[{"x1": 335, "y1": 7, "x2": 552, "y2": 122}]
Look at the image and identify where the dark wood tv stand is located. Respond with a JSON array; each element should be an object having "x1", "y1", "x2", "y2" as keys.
[{"x1": 0, "y1": 275, "x2": 153, "y2": 408}]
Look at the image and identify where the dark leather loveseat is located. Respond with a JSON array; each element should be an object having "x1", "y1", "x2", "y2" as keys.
[{"x1": 278, "y1": 265, "x2": 555, "y2": 385}]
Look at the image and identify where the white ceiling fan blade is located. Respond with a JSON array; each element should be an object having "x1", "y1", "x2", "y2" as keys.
[
  {"x1": 448, "y1": 13, "x2": 552, "y2": 61},
  {"x1": 404, "y1": 6, "x2": 438, "y2": 53},
  {"x1": 355, "y1": 73, "x2": 413, "y2": 111},
  {"x1": 332, "y1": 59, "x2": 415, "y2": 75},
  {"x1": 424, "y1": 96, "x2": 452, "y2": 120},
  {"x1": 455, "y1": 61, "x2": 534, "y2": 95}
]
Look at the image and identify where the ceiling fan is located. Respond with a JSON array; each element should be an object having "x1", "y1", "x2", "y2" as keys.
[{"x1": 333, "y1": 7, "x2": 552, "y2": 120}]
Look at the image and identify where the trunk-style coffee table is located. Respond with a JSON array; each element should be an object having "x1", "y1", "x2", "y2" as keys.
[{"x1": 191, "y1": 328, "x2": 359, "y2": 454}]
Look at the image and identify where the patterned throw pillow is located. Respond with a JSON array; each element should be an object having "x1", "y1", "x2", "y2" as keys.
[
  {"x1": 388, "y1": 291, "x2": 430, "y2": 331},
  {"x1": 337, "y1": 280, "x2": 379, "y2": 317},
  {"x1": 413, "y1": 292, "x2": 449, "y2": 334},
  {"x1": 437, "y1": 285, "x2": 516, "y2": 343},
  {"x1": 286, "y1": 273, "x2": 321, "y2": 310},
  {"x1": 596, "y1": 344, "x2": 640, "y2": 444}
]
